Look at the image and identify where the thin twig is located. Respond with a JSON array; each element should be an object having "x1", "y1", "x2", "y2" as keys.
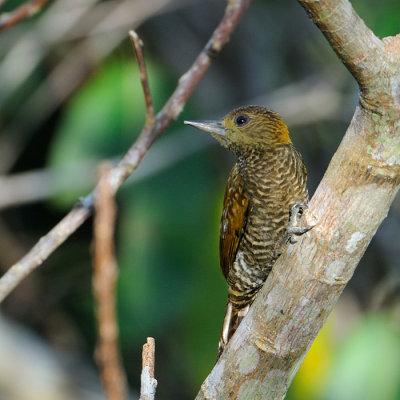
[
  {"x1": 0, "y1": 0, "x2": 253, "y2": 302},
  {"x1": 93, "y1": 163, "x2": 127, "y2": 400},
  {"x1": 129, "y1": 30, "x2": 155, "y2": 126},
  {"x1": 0, "y1": 0, "x2": 51, "y2": 32},
  {"x1": 140, "y1": 338, "x2": 157, "y2": 400}
]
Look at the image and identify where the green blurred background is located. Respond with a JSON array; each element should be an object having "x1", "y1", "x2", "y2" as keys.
[{"x1": 0, "y1": 0, "x2": 399, "y2": 399}]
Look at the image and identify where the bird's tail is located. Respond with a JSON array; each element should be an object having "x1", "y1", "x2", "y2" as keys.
[{"x1": 218, "y1": 301, "x2": 249, "y2": 357}]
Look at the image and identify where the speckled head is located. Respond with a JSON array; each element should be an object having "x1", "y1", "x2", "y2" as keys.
[{"x1": 185, "y1": 105, "x2": 291, "y2": 156}]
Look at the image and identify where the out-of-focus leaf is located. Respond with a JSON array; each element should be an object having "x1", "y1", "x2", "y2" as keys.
[
  {"x1": 323, "y1": 313, "x2": 400, "y2": 400},
  {"x1": 289, "y1": 312, "x2": 400, "y2": 400}
]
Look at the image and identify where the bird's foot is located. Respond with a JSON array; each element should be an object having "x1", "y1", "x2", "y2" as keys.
[{"x1": 284, "y1": 203, "x2": 315, "y2": 245}]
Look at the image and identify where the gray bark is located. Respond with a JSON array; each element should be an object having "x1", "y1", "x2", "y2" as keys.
[{"x1": 195, "y1": 0, "x2": 400, "y2": 398}]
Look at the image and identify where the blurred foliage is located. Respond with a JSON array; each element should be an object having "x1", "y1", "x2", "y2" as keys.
[
  {"x1": 290, "y1": 314, "x2": 334, "y2": 399},
  {"x1": 116, "y1": 153, "x2": 226, "y2": 389},
  {"x1": 352, "y1": 0, "x2": 400, "y2": 38},
  {"x1": 0, "y1": 0, "x2": 400, "y2": 399},
  {"x1": 47, "y1": 58, "x2": 175, "y2": 206},
  {"x1": 290, "y1": 311, "x2": 400, "y2": 400},
  {"x1": 324, "y1": 313, "x2": 400, "y2": 400}
]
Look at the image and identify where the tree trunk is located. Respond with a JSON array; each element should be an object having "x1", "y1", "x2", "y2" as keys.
[{"x1": 195, "y1": 0, "x2": 400, "y2": 398}]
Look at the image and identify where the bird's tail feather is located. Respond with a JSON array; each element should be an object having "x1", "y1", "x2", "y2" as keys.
[{"x1": 218, "y1": 301, "x2": 249, "y2": 357}]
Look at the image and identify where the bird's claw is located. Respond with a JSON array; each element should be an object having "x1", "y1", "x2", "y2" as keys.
[
  {"x1": 284, "y1": 203, "x2": 314, "y2": 245},
  {"x1": 287, "y1": 225, "x2": 314, "y2": 244},
  {"x1": 290, "y1": 203, "x2": 307, "y2": 219}
]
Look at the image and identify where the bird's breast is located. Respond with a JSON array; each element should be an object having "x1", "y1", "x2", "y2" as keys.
[{"x1": 227, "y1": 145, "x2": 308, "y2": 295}]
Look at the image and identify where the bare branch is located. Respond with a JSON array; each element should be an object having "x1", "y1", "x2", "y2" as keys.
[
  {"x1": 0, "y1": 0, "x2": 253, "y2": 301},
  {"x1": 93, "y1": 163, "x2": 127, "y2": 400},
  {"x1": 0, "y1": 0, "x2": 179, "y2": 173},
  {"x1": 0, "y1": 0, "x2": 51, "y2": 32},
  {"x1": 129, "y1": 30, "x2": 155, "y2": 126},
  {"x1": 140, "y1": 338, "x2": 157, "y2": 400}
]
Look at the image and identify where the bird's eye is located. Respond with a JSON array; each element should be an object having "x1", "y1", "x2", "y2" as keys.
[{"x1": 235, "y1": 114, "x2": 249, "y2": 126}]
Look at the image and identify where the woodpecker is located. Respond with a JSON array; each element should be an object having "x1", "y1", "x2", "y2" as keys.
[{"x1": 185, "y1": 106, "x2": 312, "y2": 356}]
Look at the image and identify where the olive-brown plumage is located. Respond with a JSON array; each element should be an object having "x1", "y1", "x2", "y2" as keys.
[{"x1": 185, "y1": 106, "x2": 309, "y2": 356}]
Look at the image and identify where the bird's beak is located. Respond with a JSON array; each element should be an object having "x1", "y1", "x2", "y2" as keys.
[{"x1": 184, "y1": 120, "x2": 226, "y2": 137}]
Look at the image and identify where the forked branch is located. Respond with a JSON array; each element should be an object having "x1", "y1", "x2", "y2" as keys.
[
  {"x1": 195, "y1": 1, "x2": 400, "y2": 399},
  {"x1": 0, "y1": 0, "x2": 253, "y2": 301}
]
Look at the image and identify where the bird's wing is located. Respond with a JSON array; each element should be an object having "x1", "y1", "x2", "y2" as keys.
[{"x1": 219, "y1": 163, "x2": 249, "y2": 279}]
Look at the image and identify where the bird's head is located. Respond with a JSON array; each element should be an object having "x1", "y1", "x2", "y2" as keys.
[{"x1": 185, "y1": 105, "x2": 291, "y2": 156}]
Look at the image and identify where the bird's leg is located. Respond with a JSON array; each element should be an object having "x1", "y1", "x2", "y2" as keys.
[{"x1": 282, "y1": 203, "x2": 314, "y2": 246}]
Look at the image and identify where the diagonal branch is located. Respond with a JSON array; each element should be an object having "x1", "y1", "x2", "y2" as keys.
[
  {"x1": 0, "y1": 0, "x2": 253, "y2": 302},
  {"x1": 0, "y1": 0, "x2": 51, "y2": 32}
]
